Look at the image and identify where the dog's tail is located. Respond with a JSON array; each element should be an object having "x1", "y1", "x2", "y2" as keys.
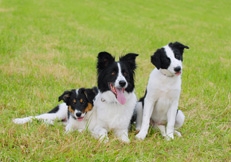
[{"x1": 175, "y1": 110, "x2": 185, "y2": 129}]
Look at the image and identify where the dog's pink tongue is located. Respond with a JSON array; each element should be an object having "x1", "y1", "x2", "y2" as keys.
[
  {"x1": 116, "y1": 88, "x2": 126, "y2": 105},
  {"x1": 77, "y1": 117, "x2": 84, "y2": 121}
]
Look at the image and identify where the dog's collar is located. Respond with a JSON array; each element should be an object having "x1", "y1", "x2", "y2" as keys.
[{"x1": 100, "y1": 97, "x2": 118, "y2": 104}]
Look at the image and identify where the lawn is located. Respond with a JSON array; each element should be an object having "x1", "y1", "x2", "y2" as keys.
[{"x1": 0, "y1": 0, "x2": 230, "y2": 161}]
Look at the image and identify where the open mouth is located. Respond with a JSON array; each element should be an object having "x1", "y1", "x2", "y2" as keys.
[
  {"x1": 77, "y1": 116, "x2": 84, "y2": 121},
  {"x1": 109, "y1": 83, "x2": 126, "y2": 105},
  {"x1": 175, "y1": 71, "x2": 181, "y2": 76}
]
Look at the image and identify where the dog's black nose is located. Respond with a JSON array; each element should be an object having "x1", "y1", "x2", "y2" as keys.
[
  {"x1": 174, "y1": 66, "x2": 181, "y2": 72},
  {"x1": 76, "y1": 112, "x2": 82, "y2": 117},
  {"x1": 119, "y1": 80, "x2": 126, "y2": 87}
]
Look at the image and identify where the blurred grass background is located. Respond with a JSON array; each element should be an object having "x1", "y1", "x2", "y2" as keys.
[{"x1": 0, "y1": 0, "x2": 230, "y2": 161}]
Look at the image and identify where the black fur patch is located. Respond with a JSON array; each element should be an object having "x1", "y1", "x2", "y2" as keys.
[
  {"x1": 97, "y1": 51, "x2": 138, "y2": 93},
  {"x1": 58, "y1": 87, "x2": 98, "y2": 116},
  {"x1": 48, "y1": 105, "x2": 60, "y2": 114},
  {"x1": 151, "y1": 41, "x2": 189, "y2": 69}
]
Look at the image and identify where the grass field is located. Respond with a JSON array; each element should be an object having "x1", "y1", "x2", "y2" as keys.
[{"x1": 0, "y1": 0, "x2": 231, "y2": 161}]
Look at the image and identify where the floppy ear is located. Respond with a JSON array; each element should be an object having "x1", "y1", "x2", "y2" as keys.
[
  {"x1": 170, "y1": 42, "x2": 189, "y2": 54},
  {"x1": 84, "y1": 87, "x2": 98, "y2": 104},
  {"x1": 58, "y1": 90, "x2": 72, "y2": 102},
  {"x1": 97, "y1": 51, "x2": 115, "y2": 73},
  {"x1": 119, "y1": 53, "x2": 139, "y2": 71},
  {"x1": 151, "y1": 49, "x2": 162, "y2": 69},
  {"x1": 92, "y1": 87, "x2": 99, "y2": 95}
]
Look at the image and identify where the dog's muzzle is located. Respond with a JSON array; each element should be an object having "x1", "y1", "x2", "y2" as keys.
[
  {"x1": 174, "y1": 66, "x2": 181, "y2": 73},
  {"x1": 174, "y1": 66, "x2": 182, "y2": 75}
]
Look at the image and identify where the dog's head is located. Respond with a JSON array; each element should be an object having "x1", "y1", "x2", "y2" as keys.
[
  {"x1": 97, "y1": 51, "x2": 138, "y2": 105},
  {"x1": 151, "y1": 42, "x2": 189, "y2": 77},
  {"x1": 58, "y1": 87, "x2": 98, "y2": 121}
]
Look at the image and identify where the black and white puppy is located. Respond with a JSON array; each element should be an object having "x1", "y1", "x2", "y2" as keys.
[
  {"x1": 91, "y1": 52, "x2": 138, "y2": 143},
  {"x1": 135, "y1": 42, "x2": 189, "y2": 140},
  {"x1": 13, "y1": 87, "x2": 98, "y2": 132}
]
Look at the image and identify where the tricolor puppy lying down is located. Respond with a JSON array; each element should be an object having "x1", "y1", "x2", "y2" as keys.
[{"x1": 13, "y1": 87, "x2": 98, "y2": 133}]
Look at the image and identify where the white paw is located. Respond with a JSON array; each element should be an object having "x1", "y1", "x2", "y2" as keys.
[
  {"x1": 65, "y1": 125, "x2": 73, "y2": 133},
  {"x1": 99, "y1": 135, "x2": 109, "y2": 143},
  {"x1": 13, "y1": 117, "x2": 32, "y2": 124},
  {"x1": 165, "y1": 133, "x2": 174, "y2": 141},
  {"x1": 78, "y1": 129, "x2": 84, "y2": 133},
  {"x1": 174, "y1": 130, "x2": 182, "y2": 137},
  {"x1": 120, "y1": 136, "x2": 130, "y2": 143},
  {"x1": 135, "y1": 132, "x2": 146, "y2": 140}
]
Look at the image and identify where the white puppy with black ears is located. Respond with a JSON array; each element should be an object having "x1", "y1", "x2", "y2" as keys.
[
  {"x1": 91, "y1": 51, "x2": 138, "y2": 143},
  {"x1": 135, "y1": 42, "x2": 189, "y2": 140}
]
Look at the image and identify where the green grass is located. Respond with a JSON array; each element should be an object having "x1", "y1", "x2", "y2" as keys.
[{"x1": 1, "y1": 0, "x2": 231, "y2": 161}]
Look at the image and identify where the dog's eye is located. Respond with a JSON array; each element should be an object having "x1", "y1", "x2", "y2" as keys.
[
  {"x1": 175, "y1": 53, "x2": 181, "y2": 59},
  {"x1": 123, "y1": 71, "x2": 128, "y2": 76},
  {"x1": 111, "y1": 71, "x2": 116, "y2": 75},
  {"x1": 79, "y1": 99, "x2": 85, "y2": 104}
]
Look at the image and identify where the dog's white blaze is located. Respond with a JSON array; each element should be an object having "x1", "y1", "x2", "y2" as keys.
[
  {"x1": 164, "y1": 45, "x2": 182, "y2": 74},
  {"x1": 75, "y1": 89, "x2": 79, "y2": 95},
  {"x1": 115, "y1": 63, "x2": 127, "y2": 88}
]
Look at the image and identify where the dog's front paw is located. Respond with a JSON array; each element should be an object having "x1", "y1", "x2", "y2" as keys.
[
  {"x1": 174, "y1": 130, "x2": 182, "y2": 137},
  {"x1": 120, "y1": 136, "x2": 130, "y2": 143},
  {"x1": 135, "y1": 132, "x2": 146, "y2": 140},
  {"x1": 65, "y1": 125, "x2": 74, "y2": 133},
  {"x1": 99, "y1": 135, "x2": 109, "y2": 143},
  {"x1": 165, "y1": 133, "x2": 174, "y2": 141}
]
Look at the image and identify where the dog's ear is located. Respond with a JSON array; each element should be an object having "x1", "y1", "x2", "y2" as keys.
[
  {"x1": 83, "y1": 87, "x2": 98, "y2": 104},
  {"x1": 170, "y1": 42, "x2": 189, "y2": 54},
  {"x1": 120, "y1": 53, "x2": 139, "y2": 71},
  {"x1": 97, "y1": 51, "x2": 115, "y2": 72},
  {"x1": 151, "y1": 49, "x2": 162, "y2": 69},
  {"x1": 92, "y1": 87, "x2": 99, "y2": 95},
  {"x1": 58, "y1": 90, "x2": 72, "y2": 103}
]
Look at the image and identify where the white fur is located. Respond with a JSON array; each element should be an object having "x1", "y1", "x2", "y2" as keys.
[
  {"x1": 13, "y1": 55, "x2": 138, "y2": 143},
  {"x1": 115, "y1": 63, "x2": 128, "y2": 87},
  {"x1": 13, "y1": 103, "x2": 68, "y2": 125},
  {"x1": 89, "y1": 63, "x2": 137, "y2": 143},
  {"x1": 136, "y1": 45, "x2": 185, "y2": 140},
  {"x1": 90, "y1": 90, "x2": 137, "y2": 143},
  {"x1": 65, "y1": 111, "x2": 93, "y2": 133},
  {"x1": 13, "y1": 103, "x2": 92, "y2": 133}
]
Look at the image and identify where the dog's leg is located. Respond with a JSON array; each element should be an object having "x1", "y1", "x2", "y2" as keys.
[
  {"x1": 114, "y1": 129, "x2": 130, "y2": 143},
  {"x1": 156, "y1": 124, "x2": 166, "y2": 137},
  {"x1": 65, "y1": 117, "x2": 86, "y2": 133},
  {"x1": 166, "y1": 101, "x2": 179, "y2": 140},
  {"x1": 135, "y1": 102, "x2": 143, "y2": 132},
  {"x1": 91, "y1": 126, "x2": 109, "y2": 143},
  {"x1": 174, "y1": 109, "x2": 185, "y2": 137},
  {"x1": 135, "y1": 97, "x2": 154, "y2": 140},
  {"x1": 13, "y1": 103, "x2": 68, "y2": 125},
  {"x1": 65, "y1": 117, "x2": 76, "y2": 133},
  {"x1": 13, "y1": 116, "x2": 33, "y2": 124}
]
